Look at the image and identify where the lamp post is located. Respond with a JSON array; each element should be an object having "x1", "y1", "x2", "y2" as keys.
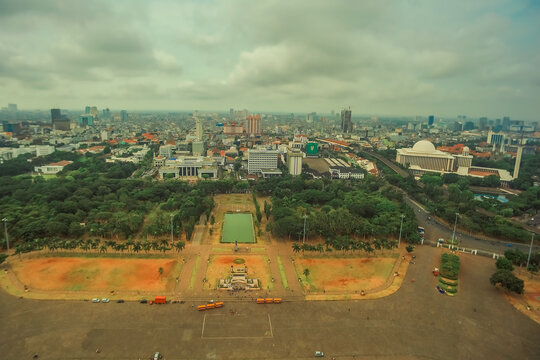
[
  {"x1": 526, "y1": 232, "x2": 534, "y2": 270},
  {"x1": 2, "y1": 218, "x2": 8, "y2": 251},
  {"x1": 398, "y1": 214, "x2": 405, "y2": 247},
  {"x1": 451, "y1": 213, "x2": 459, "y2": 248},
  {"x1": 170, "y1": 214, "x2": 174, "y2": 244},
  {"x1": 302, "y1": 215, "x2": 307, "y2": 244}
]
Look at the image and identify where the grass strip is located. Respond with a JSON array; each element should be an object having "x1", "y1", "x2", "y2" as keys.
[
  {"x1": 276, "y1": 255, "x2": 289, "y2": 289},
  {"x1": 189, "y1": 255, "x2": 201, "y2": 289},
  {"x1": 251, "y1": 247, "x2": 266, "y2": 253}
]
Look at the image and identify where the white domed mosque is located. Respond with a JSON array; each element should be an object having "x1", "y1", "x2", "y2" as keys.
[
  {"x1": 396, "y1": 140, "x2": 472, "y2": 175},
  {"x1": 396, "y1": 140, "x2": 514, "y2": 185}
]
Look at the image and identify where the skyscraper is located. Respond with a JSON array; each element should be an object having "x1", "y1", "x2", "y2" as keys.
[
  {"x1": 51, "y1": 108, "x2": 70, "y2": 131},
  {"x1": 428, "y1": 115, "x2": 434, "y2": 126},
  {"x1": 195, "y1": 116, "x2": 203, "y2": 141},
  {"x1": 120, "y1": 110, "x2": 128, "y2": 121},
  {"x1": 246, "y1": 114, "x2": 261, "y2": 135},
  {"x1": 479, "y1": 117, "x2": 488, "y2": 131},
  {"x1": 502, "y1": 116, "x2": 510, "y2": 131},
  {"x1": 341, "y1": 108, "x2": 352, "y2": 133}
]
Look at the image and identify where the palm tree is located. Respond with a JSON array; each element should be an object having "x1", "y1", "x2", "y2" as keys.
[
  {"x1": 99, "y1": 244, "x2": 107, "y2": 253},
  {"x1": 160, "y1": 238, "x2": 170, "y2": 248},
  {"x1": 174, "y1": 241, "x2": 185, "y2": 253},
  {"x1": 292, "y1": 242, "x2": 301, "y2": 253},
  {"x1": 316, "y1": 243, "x2": 324, "y2": 253},
  {"x1": 303, "y1": 268, "x2": 310, "y2": 278},
  {"x1": 133, "y1": 241, "x2": 142, "y2": 254},
  {"x1": 142, "y1": 241, "x2": 151, "y2": 253},
  {"x1": 150, "y1": 240, "x2": 159, "y2": 252}
]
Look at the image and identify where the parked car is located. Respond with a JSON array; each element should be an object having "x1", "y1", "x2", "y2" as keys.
[
  {"x1": 92, "y1": 298, "x2": 100, "y2": 303},
  {"x1": 154, "y1": 352, "x2": 163, "y2": 359},
  {"x1": 101, "y1": 298, "x2": 110, "y2": 303},
  {"x1": 314, "y1": 351, "x2": 324, "y2": 357},
  {"x1": 140, "y1": 299, "x2": 148, "y2": 304}
]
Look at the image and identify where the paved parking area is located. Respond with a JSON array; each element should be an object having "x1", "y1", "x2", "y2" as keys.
[{"x1": 0, "y1": 245, "x2": 539, "y2": 359}]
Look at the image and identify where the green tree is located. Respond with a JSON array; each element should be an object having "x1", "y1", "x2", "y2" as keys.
[
  {"x1": 303, "y1": 268, "x2": 310, "y2": 278},
  {"x1": 495, "y1": 257, "x2": 514, "y2": 271},
  {"x1": 406, "y1": 245, "x2": 414, "y2": 253},
  {"x1": 0, "y1": 253, "x2": 8, "y2": 265},
  {"x1": 490, "y1": 269, "x2": 524, "y2": 294},
  {"x1": 292, "y1": 242, "x2": 301, "y2": 253}
]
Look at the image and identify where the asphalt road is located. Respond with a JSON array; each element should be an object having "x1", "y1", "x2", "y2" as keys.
[
  {"x1": 405, "y1": 196, "x2": 539, "y2": 255},
  {"x1": 1, "y1": 245, "x2": 539, "y2": 359}
]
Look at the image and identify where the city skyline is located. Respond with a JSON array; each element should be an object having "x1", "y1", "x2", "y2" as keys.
[{"x1": 1, "y1": 0, "x2": 539, "y2": 120}]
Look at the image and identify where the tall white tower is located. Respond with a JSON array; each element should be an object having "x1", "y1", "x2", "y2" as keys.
[{"x1": 195, "y1": 116, "x2": 203, "y2": 141}]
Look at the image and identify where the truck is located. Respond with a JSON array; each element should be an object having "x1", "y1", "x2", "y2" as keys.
[{"x1": 155, "y1": 296, "x2": 166, "y2": 304}]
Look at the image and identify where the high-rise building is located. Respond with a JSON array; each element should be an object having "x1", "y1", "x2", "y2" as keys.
[
  {"x1": 7, "y1": 104, "x2": 17, "y2": 112},
  {"x1": 502, "y1": 116, "x2": 511, "y2": 131},
  {"x1": 246, "y1": 114, "x2": 261, "y2": 135},
  {"x1": 428, "y1": 115, "x2": 434, "y2": 126},
  {"x1": 51, "y1": 108, "x2": 70, "y2": 131},
  {"x1": 306, "y1": 112, "x2": 316, "y2": 123},
  {"x1": 479, "y1": 117, "x2": 488, "y2": 131},
  {"x1": 120, "y1": 110, "x2": 128, "y2": 121},
  {"x1": 51, "y1": 108, "x2": 61, "y2": 122},
  {"x1": 247, "y1": 149, "x2": 279, "y2": 174},
  {"x1": 287, "y1": 148, "x2": 303, "y2": 176},
  {"x1": 230, "y1": 108, "x2": 234, "y2": 121},
  {"x1": 195, "y1": 116, "x2": 203, "y2": 141},
  {"x1": 341, "y1": 108, "x2": 352, "y2": 133},
  {"x1": 85, "y1": 106, "x2": 91, "y2": 114}
]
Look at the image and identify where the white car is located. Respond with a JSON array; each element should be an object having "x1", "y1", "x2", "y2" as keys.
[
  {"x1": 154, "y1": 352, "x2": 163, "y2": 360},
  {"x1": 101, "y1": 298, "x2": 110, "y2": 303},
  {"x1": 314, "y1": 351, "x2": 324, "y2": 357},
  {"x1": 92, "y1": 298, "x2": 100, "y2": 303}
]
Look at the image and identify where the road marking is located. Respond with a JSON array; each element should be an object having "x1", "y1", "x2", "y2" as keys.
[
  {"x1": 268, "y1": 313, "x2": 274, "y2": 338},
  {"x1": 201, "y1": 312, "x2": 206, "y2": 338}
]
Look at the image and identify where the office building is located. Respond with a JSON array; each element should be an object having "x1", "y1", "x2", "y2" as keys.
[
  {"x1": 120, "y1": 110, "x2": 128, "y2": 121},
  {"x1": 341, "y1": 108, "x2": 352, "y2": 133},
  {"x1": 7, "y1": 104, "x2": 17, "y2": 112},
  {"x1": 502, "y1": 116, "x2": 511, "y2": 131},
  {"x1": 51, "y1": 109, "x2": 70, "y2": 131},
  {"x1": 247, "y1": 149, "x2": 279, "y2": 174},
  {"x1": 192, "y1": 141, "x2": 204, "y2": 156},
  {"x1": 428, "y1": 115, "x2": 434, "y2": 126},
  {"x1": 159, "y1": 145, "x2": 174, "y2": 159},
  {"x1": 479, "y1": 117, "x2": 488, "y2": 131}
]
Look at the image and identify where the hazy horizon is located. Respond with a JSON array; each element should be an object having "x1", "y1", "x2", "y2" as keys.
[{"x1": 1, "y1": 0, "x2": 539, "y2": 120}]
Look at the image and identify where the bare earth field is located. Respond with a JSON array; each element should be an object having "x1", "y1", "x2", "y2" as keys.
[
  {"x1": 506, "y1": 273, "x2": 540, "y2": 325},
  {"x1": 10, "y1": 257, "x2": 181, "y2": 292},
  {"x1": 295, "y1": 257, "x2": 396, "y2": 292},
  {"x1": 204, "y1": 254, "x2": 272, "y2": 290}
]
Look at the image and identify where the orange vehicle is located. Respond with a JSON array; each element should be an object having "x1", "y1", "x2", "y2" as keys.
[
  {"x1": 206, "y1": 303, "x2": 215, "y2": 309},
  {"x1": 273, "y1": 298, "x2": 282, "y2": 303},
  {"x1": 215, "y1": 302, "x2": 224, "y2": 308},
  {"x1": 265, "y1": 298, "x2": 273, "y2": 304},
  {"x1": 256, "y1": 298, "x2": 265, "y2": 304},
  {"x1": 155, "y1": 296, "x2": 166, "y2": 304},
  {"x1": 198, "y1": 305, "x2": 206, "y2": 311}
]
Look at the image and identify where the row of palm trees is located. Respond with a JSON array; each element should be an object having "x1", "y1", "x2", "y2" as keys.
[
  {"x1": 13, "y1": 237, "x2": 185, "y2": 256},
  {"x1": 292, "y1": 236, "x2": 398, "y2": 254}
]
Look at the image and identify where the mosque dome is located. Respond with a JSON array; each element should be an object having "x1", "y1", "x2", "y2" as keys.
[{"x1": 412, "y1": 140, "x2": 436, "y2": 153}]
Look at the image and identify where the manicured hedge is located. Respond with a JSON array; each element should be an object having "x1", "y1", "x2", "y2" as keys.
[
  {"x1": 440, "y1": 253, "x2": 460, "y2": 280},
  {"x1": 439, "y1": 278, "x2": 458, "y2": 286}
]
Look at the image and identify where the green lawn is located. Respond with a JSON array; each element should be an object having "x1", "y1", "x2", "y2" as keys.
[{"x1": 221, "y1": 213, "x2": 255, "y2": 243}]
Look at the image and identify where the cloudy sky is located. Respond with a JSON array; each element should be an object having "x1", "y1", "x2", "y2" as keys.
[{"x1": 0, "y1": 0, "x2": 539, "y2": 119}]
